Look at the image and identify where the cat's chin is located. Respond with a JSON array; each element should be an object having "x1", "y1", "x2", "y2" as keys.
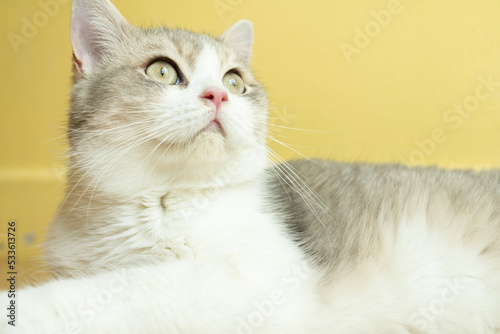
[
  {"x1": 153, "y1": 132, "x2": 266, "y2": 188},
  {"x1": 203, "y1": 120, "x2": 224, "y2": 134},
  {"x1": 188, "y1": 130, "x2": 230, "y2": 160}
]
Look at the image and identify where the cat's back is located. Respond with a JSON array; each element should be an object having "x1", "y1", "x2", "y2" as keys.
[{"x1": 270, "y1": 160, "x2": 500, "y2": 274}]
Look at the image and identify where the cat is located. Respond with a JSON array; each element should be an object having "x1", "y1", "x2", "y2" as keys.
[{"x1": 3, "y1": 0, "x2": 500, "y2": 333}]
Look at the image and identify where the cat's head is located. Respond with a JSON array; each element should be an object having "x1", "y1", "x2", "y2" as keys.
[{"x1": 68, "y1": 0, "x2": 268, "y2": 193}]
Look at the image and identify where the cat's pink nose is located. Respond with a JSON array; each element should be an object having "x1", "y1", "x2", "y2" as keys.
[{"x1": 200, "y1": 88, "x2": 228, "y2": 112}]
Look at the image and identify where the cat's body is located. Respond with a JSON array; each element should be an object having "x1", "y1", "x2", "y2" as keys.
[
  {"x1": 4, "y1": 0, "x2": 500, "y2": 333},
  {"x1": 14, "y1": 160, "x2": 500, "y2": 333}
]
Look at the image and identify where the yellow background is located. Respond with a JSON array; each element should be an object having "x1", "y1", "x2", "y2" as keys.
[{"x1": 2, "y1": 0, "x2": 500, "y2": 288}]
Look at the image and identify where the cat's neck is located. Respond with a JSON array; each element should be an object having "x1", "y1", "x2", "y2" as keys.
[{"x1": 67, "y1": 144, "x2": 269, "y2": 198}]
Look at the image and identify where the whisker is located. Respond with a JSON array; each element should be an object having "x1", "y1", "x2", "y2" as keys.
[
  {"x1": 140, "y1": 0, "x2": 162, "y2": 28},
  {"x1": 268, "y1": 123, "x2": 337, "y2": 134},
  {"x1": 268, "y1": 148, "x2": 339, "y2": 224},
  {"x1": 58, "y1": 128, "x2": 165, "y2": 220},
  {"x1": 82, "y1": 130, "x2": 169, "y2": 223},
  {"x1": 268, "y1": 136, "x2": 329, "y2": 170},
  {"x1": 269, "y1": 153, "x2": 332, "y2": 237}
]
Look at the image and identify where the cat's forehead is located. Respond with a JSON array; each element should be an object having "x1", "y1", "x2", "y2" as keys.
[{"x1": 133, "y1": 28, "x2": 242, "y2": 75}]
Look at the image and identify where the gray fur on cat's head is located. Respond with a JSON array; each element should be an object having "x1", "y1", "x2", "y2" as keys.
[{"x1": 68, "y1": 0, "x2": 268, "y2": 194}]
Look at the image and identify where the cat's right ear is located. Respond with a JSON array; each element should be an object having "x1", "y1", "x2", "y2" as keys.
[{"x1": 71, "y1": 0, "x2": 130, "y2": 75}]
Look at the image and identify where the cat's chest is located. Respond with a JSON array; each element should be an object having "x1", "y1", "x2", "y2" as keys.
[{"x1": 133, "y1": 185, "x2": 280, "y2": 261}]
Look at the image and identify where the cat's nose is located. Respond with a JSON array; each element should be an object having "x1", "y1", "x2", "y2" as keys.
[{"x1": 200, "y1": 88, "x2": 228, "y2": 112}]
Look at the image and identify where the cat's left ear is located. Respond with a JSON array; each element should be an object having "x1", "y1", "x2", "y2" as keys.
[{"x1": 221, "y1": 20, "x2": 254, "y2": 65}]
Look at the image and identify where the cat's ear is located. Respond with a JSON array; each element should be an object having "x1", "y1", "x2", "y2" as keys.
[
  {"x1": 71, "y1": 0, "x2": 130, "y2": 74},
  {"x1": 221, "y1": 20, "x2": 254, "y2": 65}
]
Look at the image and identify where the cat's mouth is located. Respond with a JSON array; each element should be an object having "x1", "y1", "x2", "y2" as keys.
[{"x1": 202, "y1": 119, "x2": 225, "y2": 135}]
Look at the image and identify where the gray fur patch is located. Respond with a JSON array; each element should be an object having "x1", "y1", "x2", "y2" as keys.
[{"x1": 268, "y1": 160, "x2": 500, "y2": 281}]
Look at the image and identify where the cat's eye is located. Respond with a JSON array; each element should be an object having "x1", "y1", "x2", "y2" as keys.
[
  {"x1": 146, "y1": 61, "x2": 179, "y2": 85},
  {"x1": 222, "y1": 72, "x2": 245, "y2": 95}
]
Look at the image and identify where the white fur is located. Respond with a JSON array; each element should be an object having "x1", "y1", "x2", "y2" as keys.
[
  {"x1": 321, "y1": 213, "x2": 500, "y2": 333},
  {"x1": 6, "y1": 200, "x2": 500, "y2": 333}
]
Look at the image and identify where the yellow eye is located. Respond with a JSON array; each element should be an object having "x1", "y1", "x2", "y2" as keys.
[
  {"x1": 146, "y1": 61, "x2": 179, "y2": 85},
  {"x1": 222, "y1": 72, "x2": 245, "y2": 95}
]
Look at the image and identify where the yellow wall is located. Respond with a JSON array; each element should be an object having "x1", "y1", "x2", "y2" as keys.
[{"x1": 2, "y1": 0, "x2": 500, "y2": 287}]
